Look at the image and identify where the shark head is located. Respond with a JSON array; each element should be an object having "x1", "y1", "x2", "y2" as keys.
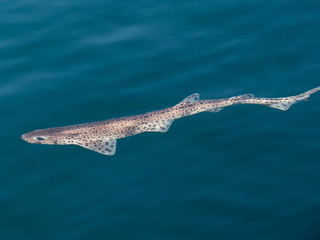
[
  {"x1": 21, "y1": 127, "x2": 72, "y2": 145},
  {"x1": 21, "y1": 127, "x2": 117, "y2": 155}
]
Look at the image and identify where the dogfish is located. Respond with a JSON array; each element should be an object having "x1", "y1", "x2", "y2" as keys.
[{"x1": 21, "y1": 86, "x2": 320, "y2": 155}]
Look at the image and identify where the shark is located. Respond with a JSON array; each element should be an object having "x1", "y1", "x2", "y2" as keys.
[{"x1": 21, "y1": 86, "x2": 320, "y2": 155}]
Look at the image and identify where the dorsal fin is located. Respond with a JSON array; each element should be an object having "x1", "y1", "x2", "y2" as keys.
[
  {"x1": 176, "y1": 93, "x2": 200, "y2": 106},
  {"x1": 230, "y1": 94, "x2": 254, "y2": 100},
  {"x1": 182, "y1": 93, "x2": 200, "y2": 103}
]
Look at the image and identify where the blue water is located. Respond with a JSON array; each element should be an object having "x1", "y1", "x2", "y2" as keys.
[{"x1": 1, "y1": 0, "x2": 320, "y2": 239}]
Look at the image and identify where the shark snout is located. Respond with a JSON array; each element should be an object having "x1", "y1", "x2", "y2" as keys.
[
  {"x1": 21, "y1": 133, "x2": 33, "y2": 143},
  {"x1": 21, "y1": 134, "x2": 28, "y2": 142}
]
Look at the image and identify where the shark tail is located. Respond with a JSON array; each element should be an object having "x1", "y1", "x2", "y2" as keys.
[{"x1": 268, "y1": 86, "x2": 320, "y2": 111}]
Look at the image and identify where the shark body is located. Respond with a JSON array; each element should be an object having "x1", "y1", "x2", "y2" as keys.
[{"x1": 21, "y1": 86, "x2": 320, "y2": 155}]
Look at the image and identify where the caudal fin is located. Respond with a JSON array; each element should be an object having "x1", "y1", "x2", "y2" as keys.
[
  {"x1": 268, "y1": 86, "x2": 320, "y2": 111},
  {"x1": 268, "y1": 101, "x2": 298, "y2": 111}
]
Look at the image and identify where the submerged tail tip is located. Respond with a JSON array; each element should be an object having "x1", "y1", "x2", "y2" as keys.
[{"x1": 308, "y1": 86, "x2": 320, "y2": 95}]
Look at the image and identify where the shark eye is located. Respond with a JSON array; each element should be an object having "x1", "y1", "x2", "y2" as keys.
[{"x1": 35, "y1": 137, "x2": 46, "y2": 141}]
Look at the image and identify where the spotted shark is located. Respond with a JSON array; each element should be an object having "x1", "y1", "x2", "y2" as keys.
[{"x1": 21, "y1": 86, "x2": 320, "y2": 155}]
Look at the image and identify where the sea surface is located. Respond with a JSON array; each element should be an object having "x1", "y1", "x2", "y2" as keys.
[{"x1": 1, "y1": 0, "x2": 320, "y2": 239}]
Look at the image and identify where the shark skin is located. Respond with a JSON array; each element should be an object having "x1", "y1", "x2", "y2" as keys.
[{"x1": 21, "y1": 86, "x2": 320, "y2": 155}]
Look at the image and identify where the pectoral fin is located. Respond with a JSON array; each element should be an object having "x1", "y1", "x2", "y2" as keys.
[{"x1": 76, "y1": 139, "x2": 117, "y2": 155}]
